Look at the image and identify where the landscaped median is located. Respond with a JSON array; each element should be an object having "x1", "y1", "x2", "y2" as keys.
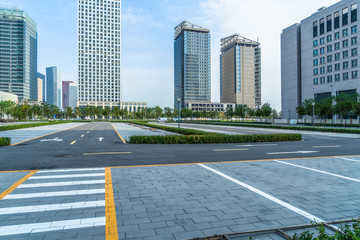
[
  {"x1": 0, "y1": 137, "x2": 11, "y2": 147},
  {"x1": 0, "y1": 121, "x2": 71, "y2": 132},
  {"x1": 128, "y1": 121, "x2": 302, "y2": 144}
]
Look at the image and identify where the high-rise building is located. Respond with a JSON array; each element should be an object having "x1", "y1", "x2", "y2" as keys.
[
  {"x1": 62, "y1": 81, "x2": 74, "y2": 108},
  {"x1": 220, "y1": 34, "x2": 261, "y2": 109},
  {"x1": 37, "y1": 72, "x2": 46, "y2": 102},
  {"x1": 77, "y1": 0, "x2": 121, "y2": 107},
  {"x1": 69, "y1": 83, "x2": 78, "y2": 108},
  {"x1": 0, "y1": 8, "x2": 37, "y2": 101},
  {"x1": 281, "y1": 0, "x2": 359, "y2": 119},
  {"x1": 174, "y1": 21, "x2": 211, "y2": 108},
  {"x1": 37, "y1": 78, "x2": 43, "y2": 102},
  {"x1": 46, "y1": 67, "x2": 61, "y2": 108}
]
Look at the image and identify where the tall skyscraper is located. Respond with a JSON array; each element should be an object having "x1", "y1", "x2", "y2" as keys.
[
  {"x1": 37, "y1": 72, "x2": 46, "y2": 102},
  {"x1": 62, "y1": 81, "x2": 74, "y2": 108},
  {"x1": 77, "y1": 0, "x2": 121, "y2": 107},
  {"x1": 174, "y1": 21, "x2": 211, "y2": 108},
  {"x1": 69, "y1": 83, "x2": 78, "y2": 108},
  {"x1": 37, "y1": 78, "x2": 43, "y2": 102},
  {"x1": 46, "y1": 67, "x2": 61, "y2": 108},
  {"x1": 220, "y1": 34, "x2": 261, "y2": 109},
  {"x1": 0, "y1": 8, "x2": 37, "y2": 100},
  {"x1": 281, "y1": 0, "x2": 358, "y2": 119}
]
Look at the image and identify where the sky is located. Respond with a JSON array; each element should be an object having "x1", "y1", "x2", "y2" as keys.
[{"x1": 1, "y1": 0, "x2": 341, "y2": 110}]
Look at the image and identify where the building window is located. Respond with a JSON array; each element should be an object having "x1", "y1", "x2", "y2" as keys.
[
  {"x1": 343, "y1": 7, "x2": 349, "y2": 26},
  {"x1": 313, "y1": 59, "x2": 318, "y2": 66},
  {"x1": 343, "y1": 61, "x2": 349, "y2": 69},
  {"x1": 327, "y1": 75, "x2": 333, "y2": 83},
  {"x1": 327, "y1": 55, "x2": 333, "y2": 63},
  {"x1": 313, "y1": 49, "x2": 318, "y2": 56},
  {"x1": 314, "y1": 68, "x2": 319, "y2": 76},
  {"x1": 320, "y1": 77, "x2": 326, "y2": 84},
  {"x1": 327, "y1": 45, "x2": 332, "y2": 52},
  {"x1": 352, "y1": 70, "x2": 358, "y2": 79},
  {"x1": 335, "y1": 63, "x2": 340, "y2": 71},
  {"x1": 320, "y1": 18, "x2": 325, "y2": 34},
  {"x1": 334, "y1": 11, "x2": 340, "y2": 29},
  {"x1": 335, "y1": 42, "x2": 340, "y2": 50},
  {"x1": 351, "y1": 36, "x2": 357, "y2": 45},
  {"x1": 334, "y1": 31, "x2": 340, "y2": 39},
  {"x1": 327, "y1": 65, "x2": 333, "y2": 73},
  {"x1": 320, "y1": 67, "x2": 325, "y2": 74},
  {"x1": 313, "y1": 78, "x2": 319, "y2": 85},
  {"x1": 320, "y1": 37, "x2": 325, "y2": 45},
  {"x1": 327, "y1": 15, "x2": 332, "y2": 32},
  {"x1": 313, "y1": 40, "x2": 318, "y2": 47},
  {"x1": 320, "y1": 57, "x2": 325, "y2": 64},
  {"x1": 352, "y1": 59, "x2": 358, "y2": 67},
  {"x1": 327, "y1": 35, "x2": 332, "y2": 42},
  {"x1": 343, "y1": 50, "x2": 349, "y2": 58},
  {"x1": 343, "y1": 72, "x2": 349, "y2": 80},
  {"x1": 320, "y1": 47, "x2": 325, "y2": 55},
  {"x1": 343, "y1": 28, "x2": 348, "y2": 37},
  {"x1": 335, "y1": 73, "x2": 341, "y2": 81},
  {"x1": 351, "y1": 25, "x2": 357, "y2": 34},
  {"x1": 343, "y1": 39, "x2": 349, "y2": 48},
  {"x1": 335, "y1": 53, "x2": 340, "y2": 60},
  {"x1": 313, "y1": 21, "x2": 318, "y2": 37},
  {"x1": 351, "y1": 48, "x2": 358, "y2": 56},
  {"x1": 351, "y1": 3, "x2": 357, "y2": 22}
]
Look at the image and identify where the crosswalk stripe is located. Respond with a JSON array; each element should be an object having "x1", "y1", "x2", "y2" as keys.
[
  {"x1": 0, "y1": 217, "x2": 106, "y2": 236},
  {"x1": 37, "y1": 168, "x2": 105, "y2": 173},
  {"x1": 3, "y1": 189, "x2": 105, "y2": 200},
  {"x1": 18, "y1": 180, "x2": 105, "y2": 188},
  {"x1": 30, "y1": 173, "x2": 105, "y2": 179},
  {"x1": 0, "y1": 200, "x2": 105, "y2": 215}
]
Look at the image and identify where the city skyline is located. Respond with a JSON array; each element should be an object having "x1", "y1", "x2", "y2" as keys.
[{"x1": 0, "y1": 0, "x2": 340, "y2": 111}]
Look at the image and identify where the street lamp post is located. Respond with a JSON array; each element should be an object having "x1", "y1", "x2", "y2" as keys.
[
  {"x1": 312, "y1": 102, "x2": 315, "y2": 127},
  {"x1": 177, "y1": 98, "x2": 181, "y2": 128}
]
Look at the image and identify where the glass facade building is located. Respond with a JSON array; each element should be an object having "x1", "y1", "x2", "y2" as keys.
[
  {"x1": 174, "y1": 21, "x2": 211, "y2": 108},
  {"x1": 46, "y1": 66, "x2": 61, "y2": 108},
  {"x1": 0, "y1": 8, "x2": 37, "y2": 100},
  {"x1": 37, "y1": 72, "x2": 46, "y2": 102}
]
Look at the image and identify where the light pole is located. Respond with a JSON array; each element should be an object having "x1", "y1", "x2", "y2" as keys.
[
  {"x1": 177, "y1": 98, "x2": 181, "y2": 128},
  {"x1": 312, "y1": 101, "x2": 315, "y2": 127}
]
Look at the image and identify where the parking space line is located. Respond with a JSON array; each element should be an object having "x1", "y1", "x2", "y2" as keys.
[
  {"x1": 0, "y1": 171, "x2": 37, "y2": 200},
  {"x1": 110, "y1": 122, "x2": 126, "y2": 144},
  {"x1": 198, "y1": 164, "x2": 325, "y2": 223},
  {"x1": 0, "y1": 217, "x2": 105, "y2": 237},
  {"x1": 30, "y1": 173, "x2": 105, "y2": 179},
  {"x1": 105, "y1": 167, "x2": 118, "y2": 240},
  {"x1": 275, "y1": 160, "x2": 360, "y2": 182},
  {"x1": 336, "y1": 157, "x2": 360, "y2": 163},
  {"x1": 0, "y1": 200, "x2": 105, "y2": 215},
  {"x1": 3, "y1": 189, "x2": 105, "y2": 200},
  {"x1": 18, "y1": 179, "x2": 105, "y2": 188}
]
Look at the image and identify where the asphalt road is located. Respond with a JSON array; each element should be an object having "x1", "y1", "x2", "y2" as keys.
[{"x1": 0, "y1": 122, "x2": 360, "y2": 171}]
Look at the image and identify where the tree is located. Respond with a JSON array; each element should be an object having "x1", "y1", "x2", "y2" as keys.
[
  {"x1": 65, "y1": 107, "x2": 73, "y2": 119},
  {"x1": 113, "y1": 107, "x2": 120, "y2": 119},
  {"x1": 247, "y1": 108, "x2": 255, "y2": 118},
  {"x1": 235, "y1": 105, "x2": 246, "y2": 118},
  {"x1": 154, "y1": 106, "x2": 163, "y2": 119},
  {"x1": 255, "y1": 108, "x2": 263, "y2": 118},
  {"x1": 0, "y1": 100, "x2": 16, "y2": 119},
  {"x1": 164, "y1": 107, "x2": 173, "y2": 118},
  {"x1": 261, "y1": 103, "x2": 272, "y2": 118},
  {"x1": 74, "y1": 107, "x2": 81, "y2": 118},
  {"x1": 103, "y1": 106, "x2": 111, "y2": 119},
  {"x1": 316, "y1": 97, "x2": 333, "y2": 119},
  {"x1": 334, "y1": 93, "x2": 356, "y2": 123}
]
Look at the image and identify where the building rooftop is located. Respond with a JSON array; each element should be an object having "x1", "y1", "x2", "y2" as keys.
[
  {"x1": 221, "y1": 34, "x2": 259, "y2": 51},
  {"x1": 174, "y1": 21, "x2": 210, "y2": 39},
  {"x1": 0, "y1": 7, "x2": 37, "y2": 29}
]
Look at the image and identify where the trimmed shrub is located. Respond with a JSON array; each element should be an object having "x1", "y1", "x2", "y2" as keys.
[
  {"x1": 0, "y1": 121, "x2": 71, "y2": 132},
  {"x1": 0, "y1": 137, "x2": 11, "y2": 146},
  {"x1": 128, "y1": 134, "x2": 302, "y2": 144}
]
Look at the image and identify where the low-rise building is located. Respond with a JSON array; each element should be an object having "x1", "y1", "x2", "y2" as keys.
[
  {"x1": 0, "y1": 91, "x2": 18, "y2": 103},
  {"x1": 184, "y1": 102, "x2": 236, "y2": 112}
]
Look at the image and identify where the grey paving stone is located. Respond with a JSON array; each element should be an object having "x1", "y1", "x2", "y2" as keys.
[
  {"x1": 201, "y1": 226, "x2": 232, "y2": 236},
  {"x1": 173, "y1": 230, "x2": 206, "y2": 240}
]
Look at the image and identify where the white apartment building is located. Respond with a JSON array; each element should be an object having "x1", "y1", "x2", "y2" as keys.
[{"x1": 77, "y1": 0, "x2": 121, "y2": 107}]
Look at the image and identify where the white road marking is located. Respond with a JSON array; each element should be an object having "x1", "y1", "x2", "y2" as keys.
[
  {"x1": 213, "y1": 149, "x2": 248, "y2": 152},
  {"x1": 199, "y1": 164, "x2": 325, "y2": 223},
  {"x1": 267, "y1": 151, "x2": 319, "y2": 155},
  {"x1": 98, "y1": 137, "x2": 104, "y2": 141},
  {"x1": 0, "y1": 217, "x2": 105, "y2": 236},
  {"x1": 30, "y1": 173, "x2": 105, "y2": 179},
  {"x1": 70, "y1": 140, "x2": 76, "y2": 145},
  {"x1": 18, "y1": 180, "x2": 105, "y2": 188},
  {"x1": 38, "y1": 168, "x2": 105, "y2": 173},
  {"x1": 237, "y1": 144, "x2": 278, "y2": 147},
  {"x1": 40, "y1": 137, "x2": 63, "y2": 142},
  {"x1": 0, "y1": 200, "x2": 105, "y2": 215},
  {"x1": 275, "y1": 160, "x2": 360, "y2": 182},
  {"x1": 336, "y1": 157, "x2": 360, "y2": 163},
  {"x1": 3, "y1": 189, "x2": 105, "y2": 199},
  {"x1": 87, "y1": 131, "x2": 90, "y2": 133},
  {"x1": 81, "y1": 135, "x2": 85, "y2": 137}
]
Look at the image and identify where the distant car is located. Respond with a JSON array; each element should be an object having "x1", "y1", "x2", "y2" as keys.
[{"x1": 157, "y1": 117, "x2": 168, "y2": 122}]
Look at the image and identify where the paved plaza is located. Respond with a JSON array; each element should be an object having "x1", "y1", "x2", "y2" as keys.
[{"x1": 0, "y1": 155, "x2": 359, "y2": 239}]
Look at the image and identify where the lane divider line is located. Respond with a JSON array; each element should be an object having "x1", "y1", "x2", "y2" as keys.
[
  {"x1": 81, "y1": 135, "x2": 85, "y2": 138},
  {"x1": 198, "y1": 164, "x2": 326, "y2": 223},
  {"x1": 336, "y1": 156, "x2": 360, "y2": 163},
  {"x1": 105, "y1": 167, "x2": 118, "y2": 240},
  {"x1": 0, "y1": 171, "x2": 37, "y2": 200},
  {"x1": 213, "y1": 149, "x2": 248, "y2": 152},
  {"x1": 275, "y1": 160, "x2": 360, "y2": 183},
  {"x1": 110, "y1": 123, "x2": 126, "y2": 144},
  {"x1": 83, "y1": 152, "x2": 132, "y2": 156},
  {"x1": 312, "y1": 145, "x2": 341, "y2": 148},
  {"x1": 70, "y1": 140, "x2": 76, "y2": 145},
  {"x1": 11, "y1": 123, "x2": 90, "y2": 146}
]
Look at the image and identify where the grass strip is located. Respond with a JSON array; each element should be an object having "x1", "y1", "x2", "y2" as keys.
[
  {"x1": 0, "y1": 121, "x2": 71, "y2": 132},
  {"x1": 0, "y1": 137, "x2": 11, "y2": 147}
]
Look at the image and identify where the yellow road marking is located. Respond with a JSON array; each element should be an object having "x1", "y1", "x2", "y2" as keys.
[
  {"x1": 0, "y1": 171, "x2": 37, "y2": 200},
  {"x1": 105, "y1": 167, "x2": 118, "y2": 240},
  {"x1": 11, "y1": 123, "x2": 89, "y2": 146},
  {"x1": 0, "y1": 170, "x2": 32, "y2": 173},
  {"x1": 110, "y1": 123, "x2": 126, "y2": 144},
  {"x1": 83, "y1": 152, "x2": 132, "y2": 156},
  {"x1": 213, "y1": 149, "x2": 248, "y2": 152},
  {"x1": 70, "y1": 141, "x2": 76, "y2": 145},
  {"x1": 313, "y1": 145, "x2": 341, "y2": 148}
]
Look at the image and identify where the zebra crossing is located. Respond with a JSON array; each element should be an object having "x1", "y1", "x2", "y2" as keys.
[{"x1": 0, "y1": 168, "x2": 107, "y2": 240}]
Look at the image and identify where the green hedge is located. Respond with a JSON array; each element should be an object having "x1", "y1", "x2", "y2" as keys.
[
  {"x1": 0, "y1": 137, "x2": 11, "y2": 146},
  {"x1": 187, "y1": 121, "x2": 360, "y2": 134},
  {"x1": 128, "y1": 134, "x2": 302, "y2": 144},
  {"x1": 0, "y1": 121, "x2": 71, "y2": 132}
]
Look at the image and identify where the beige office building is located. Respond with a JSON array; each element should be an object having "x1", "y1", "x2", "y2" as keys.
[
  {"x1": 37, "y1": 78, "x2": 43, "y2": 102},
  {"x1": 220, "y1": 34, "x2": 261, "y2": 109}
]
